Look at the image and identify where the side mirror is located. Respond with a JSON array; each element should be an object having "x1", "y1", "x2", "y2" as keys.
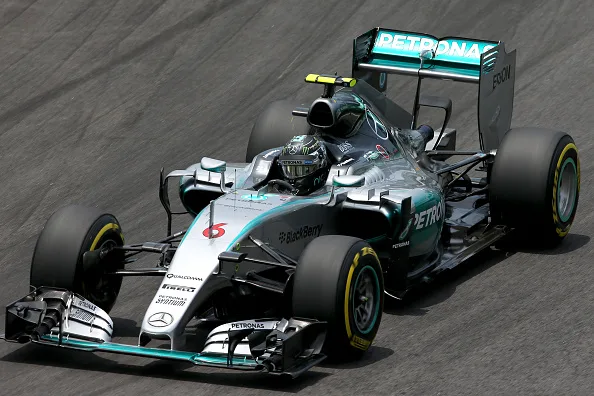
[
  {"x1": 200, "y1": 157, "x2": 227, "y2": 173},
  {"x1": 200, "y1": 157, "x2": 228, "y2": 193},
  {"x1": 332, "y1": 175, "x2": 365, "y2": 188}
]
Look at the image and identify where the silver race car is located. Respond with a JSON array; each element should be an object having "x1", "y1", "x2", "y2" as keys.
[{"x1": 2, "y1": 28, "x2": 580, "y2": 378}]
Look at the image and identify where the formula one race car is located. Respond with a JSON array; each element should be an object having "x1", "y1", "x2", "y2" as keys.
[{"x1": 2, "y1": 28, "x2": 580, "y2": 378}]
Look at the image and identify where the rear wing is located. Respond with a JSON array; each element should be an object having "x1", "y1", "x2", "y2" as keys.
[{"x1": 352, "y1": 28, "x2": 517, "y2": 150}]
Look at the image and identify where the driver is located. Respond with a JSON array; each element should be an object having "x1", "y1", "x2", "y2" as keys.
[{"x1": 276, "y1": 135, "x2": 331, "y2": 195}]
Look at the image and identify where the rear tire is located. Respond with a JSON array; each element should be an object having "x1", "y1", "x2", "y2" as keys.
[
  {"x1": 245, "y1": 100, "x2": 311, "y2": 162},
  {"x1": 30, "y1": 205, "x2": 125, "y2": 312},
  {"x1": 490, "y1": 128, "x2": 580, "y2": 245},
  {"x1": 292, "y1": 236, "x2": 384, "y2": 360}
]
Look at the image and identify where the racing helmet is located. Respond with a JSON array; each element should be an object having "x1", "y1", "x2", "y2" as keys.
[{"x1": 278, "y1": 135, "x2": 330, "y2": 195}]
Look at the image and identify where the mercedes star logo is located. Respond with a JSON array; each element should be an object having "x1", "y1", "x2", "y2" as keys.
[{"x1": 147, "y1": 312, "x2": 173, "y2": 327}]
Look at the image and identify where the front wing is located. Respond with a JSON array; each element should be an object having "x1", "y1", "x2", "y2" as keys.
[{"x1": 1, "y1": 287, "x2": 327, "y2": 378}]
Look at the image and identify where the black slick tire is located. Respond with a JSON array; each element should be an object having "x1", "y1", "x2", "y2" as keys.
[
  {"x1": 30, "y1": 205, "x2": 125, "y2": 312},
  {"x1": 245, "y1": 100, "x2": 311, "y2": 162},
  {"x1": 490, "y1": 128, "x2": 580, "y2": 245},
  {"x1": 292, "y1": 236, "x2": 384, "y2": 360}
]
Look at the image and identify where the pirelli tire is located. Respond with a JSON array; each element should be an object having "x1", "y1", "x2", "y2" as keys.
[
  {"x1": 292, "y1": 236, "x2": 384, "y2": 360},
  {"x1": 30, "y1": 205, "x2": 125, "y2": 312},
  {"x1": 490, "y1": 128, "x2": 580, "y2": 245},
  {"x1": 245, "y1": 100, "x2": 311, "y2": 162}
]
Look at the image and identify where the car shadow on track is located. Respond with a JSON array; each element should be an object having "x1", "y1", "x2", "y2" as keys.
[
  {"x1": 496, "y1": 232, "x2": 590, "y2": 255},
  {"x1": 0, "y1": 343, "x2": 329, "y2": 392},
  {"x1": 383, "y1": 232, "x2": 590, "y2": 317},
  {"x1": 384, "y1": 247, "x2": 513, "y2": 316},
  {"x1": 318, "y1": 345, "x2": 394, "y2": 370},
  {"x1": 111, "y1": 317, "x2": 142, "y2": 337}
]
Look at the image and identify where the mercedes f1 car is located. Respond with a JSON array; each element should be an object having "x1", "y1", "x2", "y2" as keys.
[{"x1": 2, "y1": 28, "x2": 580, "y2": 378}]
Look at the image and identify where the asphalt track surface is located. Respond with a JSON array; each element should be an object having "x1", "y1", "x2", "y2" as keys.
[{"x1": 0, "y1": 1, "x2": 593, "y2": 395}]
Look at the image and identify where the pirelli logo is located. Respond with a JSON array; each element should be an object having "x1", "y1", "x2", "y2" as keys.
[
  {"x1": 162, "y1": 284, "x2": 196, "y2": 293},
  {"x1": 351, "y1": 335, "x2": 371, "y2": 351},
  {"x1": 350, "y1": 335, "x2": 371, "y2": 350}
]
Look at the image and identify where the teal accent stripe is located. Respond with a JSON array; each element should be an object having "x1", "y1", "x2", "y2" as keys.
[
  {"x1": 179, "y1": 204, "x2": 209, "y2": 244},
  {"x1": 40, "y1": 335, "x2": 257, "y2": 367},
  {"x1": 368, "y1": 29, "x2": 499, "y2": 81},
  {"x1": 225, "y1": 192, "x2": 331, "y2": 251},
  {"x1": 178, "y1": 190, "x2": 332, "y2": 251}
]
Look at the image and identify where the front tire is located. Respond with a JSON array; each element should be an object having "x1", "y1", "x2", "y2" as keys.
[
  {"x1": 292, "y1": 236, "x2": 384, "y2": 359},
  {"x1": 30, "y1": 205, "x2": 125, "y2": 312},
  {"x1": 490, "y1": 128, "x2": 580, "y2": 244}
]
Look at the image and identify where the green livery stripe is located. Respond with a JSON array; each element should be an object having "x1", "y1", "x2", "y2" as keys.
[
  {"x1": 174, "y1": 191, "x2": 331, "y2": 252},
  {"x1": 179, "y1": 204, "x2": 209, "y2": 244},
  {"x1": 372, "y1": 29, "x2": 497, "y2": 66},
  {"x1": 40, "y1": 335, "x2": 257, "y2": 367},
  {"x1": 356, "y1": 28, "x2": 499, "y2": 82},
  {"x1": 225, "y1": 192, "x2": 331, "y2": 251}
]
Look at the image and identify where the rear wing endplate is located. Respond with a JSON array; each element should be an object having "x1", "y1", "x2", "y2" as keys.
[{"x1": 352, "y1": 28, "x2": 517, "y2": 150}]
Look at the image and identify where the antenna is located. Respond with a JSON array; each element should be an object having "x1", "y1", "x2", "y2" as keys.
[
  {"x1": 322, "y1": 85, "x2": 335, "y2": 98},
  {"x1": 208, "y1": 200, "x2": 215, "y2": 239}
]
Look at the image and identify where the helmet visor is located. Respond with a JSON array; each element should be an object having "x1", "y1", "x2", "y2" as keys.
[{"x1": 279, "y1": 156, "x2": 321, "y2": 179}]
